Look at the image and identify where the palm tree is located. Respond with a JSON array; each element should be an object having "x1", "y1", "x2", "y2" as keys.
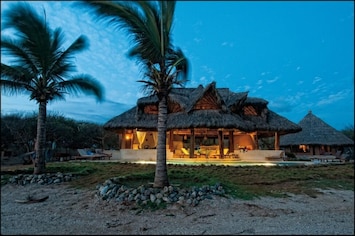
[
  {"x1": 1, "y1": 2, "x2": 104, "y2": 174},
  {"x1": 80, "y1": 1, "x2": 189, "y2": 187}
]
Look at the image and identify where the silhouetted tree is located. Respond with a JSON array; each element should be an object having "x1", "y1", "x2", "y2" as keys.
[
  {"x1": 1, "y1": 3, "x2": 104, "y2": 174},
  {"x1": 81, "y1": 0, "x2": 189, "y2": 187}
]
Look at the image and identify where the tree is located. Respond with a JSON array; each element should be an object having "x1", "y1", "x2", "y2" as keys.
[
  {"x1": 0, "y1": 113, "x2": 37, "y2": 156},
  {"x1": 1, "y1": 2, "x2": 104, "y2": 174},
  {"x1": 341, "y1": 124, "x2": 354, "y2": 141},
  {"x1": 81, "y1": 1, "x2": 189, "y2": 187}
]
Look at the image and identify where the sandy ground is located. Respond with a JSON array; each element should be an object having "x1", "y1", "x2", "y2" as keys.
[{"x1": 1, "y1": 182, "x2": 354, "y2": 235}]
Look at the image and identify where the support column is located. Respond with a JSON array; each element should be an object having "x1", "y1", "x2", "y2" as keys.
[
  {"x1": 121, "y1": 130, "x2": 127, "y2": 149},
  {"x1": 254, "y1": 132, "x2": 259, "y2": 150},
  {"x1": 168, "y1": 130, "x2": 174, "y2": 152},
  {"x1": 189, "y1": 129, "x2": 195, "y2": 158},
  {"x1": 228, "y1": 131, "x2": 234, "y2": 153},
  {"x1": 218, "y1": 129, "x2": 224, "y2": 158},
  {"x1": 274, "y1": 132, "x2": 280, "y2": 150}
]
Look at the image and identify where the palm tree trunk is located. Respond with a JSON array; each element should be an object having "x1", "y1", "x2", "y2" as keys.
[
  {"x1": 153, "y1": 96, "x2": 169, "y2": 188},
  {"x1": 34, "y1": 101, "x2": 47, "y2": 174}
]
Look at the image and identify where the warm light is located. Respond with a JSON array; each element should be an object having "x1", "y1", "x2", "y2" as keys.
[
  {"x1": 299, "y1": 145, "x2": 307, "y2": 152},
  {"x1": 125, "y1": 134, "x2": 132, "y2": 140}
]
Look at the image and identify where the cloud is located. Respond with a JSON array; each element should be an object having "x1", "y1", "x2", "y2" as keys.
[
  {"x1": 316, "y1": 90, "x2": 350, "y2": 106},
  {"x1": 243, "y1": 85, "x2": 251, "y2": 91},
  {"x1": 260, "y1": 72, "x2": 271, "y2": 76},
  {"x1": 312, "y1": 76, "x2": 322, "y2": 84},
  {"x1": 266, "y1": 76, "x2": 279, "y2": 83},
  {"x1": 221, "y1": 41, "x2": 234, "y2": 47},
  {"x1": 267, "y1": 93, "x2": 305, "y2": 113},
  {"x1": 310, "y1": 83, "x2": 328, "y2": 94},
  {"x1": 193, "y1": 37, "x2": 202, "y2": 43},
  {"x1": 200, "y1": 65, "x2": 216, "y2": 83},
  {"x1": 268, "y1": 101, "x2": 293, "y2": 113}
]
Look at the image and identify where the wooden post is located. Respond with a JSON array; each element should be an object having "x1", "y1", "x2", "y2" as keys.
[
  {"x1": 254, "y1": 132, "x2": 259, "y2": 150},
  {"x1": 121, "y1": 130, "x2": 126, "y2": 149},
  {"x1": 189, "y1": 129, "x2": 195, "y2": 158},
  {"x1": 218, "y1": 130, "x2": 224, "y2": 158},
  {"x1": 274, "y1": 132, "x2": 280, "y2": 150},
  {"x1": 229, "y1": 131, "x2": 234, "y2": 153},
  {"x1": 169, "y1": 130, "x2": 174, "y2": 152}
]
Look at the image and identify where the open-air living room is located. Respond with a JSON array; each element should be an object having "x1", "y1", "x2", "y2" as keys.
[{"x1": 111, "y1": 129, "x2": 286, "y2": 163}]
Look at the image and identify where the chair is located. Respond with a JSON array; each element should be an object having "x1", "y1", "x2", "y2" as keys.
[
  {"x1": 180, "y1": 147, "x2": 198, "y2": 158},
  {"x1": 95, "y1": 149, "x2": 112, "y2": 160},
  {"x1": 210, "y1": 148, "x2": 229, "y2": 159},
  {"x1": 75, "y1": 149, "x2": 107, "y2": 160},
  {"x1": 224, "y1": 149, "x2": 240, "y2": 159},
  {"x1": 220, "y1": 148, "x2": 229, "y2": 159}
]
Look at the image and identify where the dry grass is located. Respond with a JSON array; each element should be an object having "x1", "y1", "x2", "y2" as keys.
[{"x1": 1, "y1": 161, "x2": 354, "y2": 200}]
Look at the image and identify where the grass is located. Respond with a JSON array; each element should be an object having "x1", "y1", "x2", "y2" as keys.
[{"x1": 1, "y1": 162, "x2": 354, "y2": 200}]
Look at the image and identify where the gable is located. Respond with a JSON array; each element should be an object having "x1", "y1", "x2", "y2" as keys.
[
  {"x1": 243, "y1": 105, "x2": 258, "y2": 116},
  {"x1": 190, "y1": 82, "x2": 225, "y2": 112},
  {"x1": 144, "y1": 104, "x2": 158, "y2": 114},
  {"x1": 193, "y1": 89, "x2": 221, "y2": 110}
]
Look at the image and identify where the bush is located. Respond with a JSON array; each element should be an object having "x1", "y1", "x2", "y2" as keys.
[{"x1": 285, "y1": 152, "x2": 296, "y2": 160}]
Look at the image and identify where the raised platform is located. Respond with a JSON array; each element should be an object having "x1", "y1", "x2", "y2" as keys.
[{"x1": 236, "y1": 150, "x2": 285, "y2": 162}]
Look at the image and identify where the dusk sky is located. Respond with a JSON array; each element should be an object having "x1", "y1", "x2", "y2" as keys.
[{"x1": 1, "y1": 1, "x2": 354, "y2": 131}]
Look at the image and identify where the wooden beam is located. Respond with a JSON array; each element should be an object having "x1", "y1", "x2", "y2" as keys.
[
  {"x1": 274, "y1": 132, "x2": 280, "y2": 150},
  {"x1": 229, "y1": 131, "x2": 234, "y2": 153},
  {"x1": 189, "y1": 129, "x2": 195, "y2": 158}
]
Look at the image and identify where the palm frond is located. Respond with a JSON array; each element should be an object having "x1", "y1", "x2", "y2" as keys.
[
  {"x1": 80, "y1": 1, "x2": 162, "y2": 63},
  {"x1": 0, "y1": 79, "x2": 31, "y2": 96},
  {"x1": 1, "y1": 37, "x2": 40, "y2": 75},
  {"x1": 60, "y1": 74, "x2": 104, "y2": 102},
  {"x1": 2, "y1": 2, "x2": 104, "y2": 104}
]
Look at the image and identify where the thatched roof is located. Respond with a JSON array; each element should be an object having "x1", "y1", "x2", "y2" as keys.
[
  {"x1": 280, "y1": 110, "x2": 354, "y2": 146},
  {"x1": 104, "y1": 82, "x2": 302, "y2": 134}
]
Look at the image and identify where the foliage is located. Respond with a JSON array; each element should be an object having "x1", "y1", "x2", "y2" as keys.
[
  {"x1": 258, "y1": 137, "x2": 275, "y2": 149},
  {"x1": 0, "y1": 113, "x2": 37, "y2": 156},
  {"x1": 285, "y1": 152, "x2": 296, "y2": 160},
  {"x1": 0, "y1": 113, "x2": 119, "y2": 158},
  {"x1": 341, "y1": 124, "x2": 354, "y2": 141}
]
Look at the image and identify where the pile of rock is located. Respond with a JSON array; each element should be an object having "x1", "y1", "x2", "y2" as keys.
[
  {"x1": 5, "y1": 173, "x2": 228, "y2": 207},
  {"x1": 6, "y1": 172, "x2": 74, "y2": 185},
  {"x1": 96, "y1": 177, "x2": 226, "y2": 207}
]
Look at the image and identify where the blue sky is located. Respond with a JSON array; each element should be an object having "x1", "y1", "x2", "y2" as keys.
[{"x1": 1, "y1": 1, "x2": 354, "y2": 131}]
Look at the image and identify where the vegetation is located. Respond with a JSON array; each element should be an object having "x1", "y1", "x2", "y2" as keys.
[
  {"x1": 81, "y1": 1, "x2": 189, "y2": 188},
  {"x1": 1, "y1": 113, "x2": 119, "y2": 159},
  {"x1": 341, "y1": 124, "x2": 354, "y2": 141},
  {"x1": 2, "y1": 162, "x2": 353, "y2": 200},
  {"x1": 1, "y1": 2, "x2": 104, "y2": 174}
]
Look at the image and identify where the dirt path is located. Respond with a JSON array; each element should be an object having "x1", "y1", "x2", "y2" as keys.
[{"x1": 1, "y1": 183, "x2": 354, "y2": 235}]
